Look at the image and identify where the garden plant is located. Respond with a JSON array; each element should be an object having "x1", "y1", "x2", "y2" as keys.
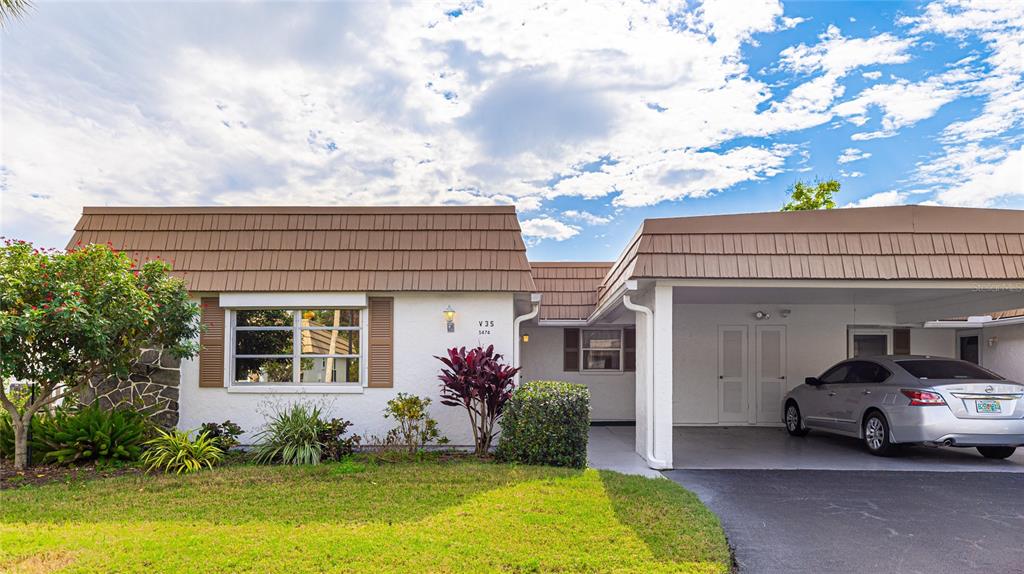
[{"x1": 436, "y1": 345, "x2": 519, "y2": 455}]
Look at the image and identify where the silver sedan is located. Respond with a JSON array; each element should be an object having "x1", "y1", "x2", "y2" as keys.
[{"x1": 783, "y1": 356, "x2": 1024, "y2": 458}]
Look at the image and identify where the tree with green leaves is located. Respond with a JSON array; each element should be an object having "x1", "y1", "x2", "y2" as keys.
[
  {"x1": 0, "y1": 0, "x2": 32, "y2": 27},
  {"x1": 781, "y1": 178, "x2": 841, "y2": 211},
  {"x1": 0, "y1": 240, "x2": 200, "y2": 470}
]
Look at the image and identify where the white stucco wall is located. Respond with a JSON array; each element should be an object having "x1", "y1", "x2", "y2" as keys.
[
  {"x1": 178, "y1": 292, "x2": 515, "y2": 446},
  {"x1": 908, "y1": 327, "x2": 955, "y2": 356},
  {"x1": 518, "y1": 324, "x2": 636, "y2": 421},
  {"x1": 981, "y1": 323, "x2": 1024, "y2": 382}
]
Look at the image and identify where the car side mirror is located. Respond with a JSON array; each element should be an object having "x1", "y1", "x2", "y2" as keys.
[{"x1": 805, "y1": 377, "x2": 822, "y2": 386}]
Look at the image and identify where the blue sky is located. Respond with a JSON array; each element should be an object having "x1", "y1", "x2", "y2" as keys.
[{"x1": 2, "y1": 1, "x2": 1022, "y2": 261}]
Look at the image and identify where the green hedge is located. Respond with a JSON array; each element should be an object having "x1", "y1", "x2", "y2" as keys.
[{"x1": 496, "y1": 381, "x2": 590, "y2": 469}]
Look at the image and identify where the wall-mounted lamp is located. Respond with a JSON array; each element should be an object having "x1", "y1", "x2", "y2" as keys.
[
  {"x1": 779, "y1": 309, "x2": 792, "y2": 318},
  {"x1": 521, "y1": 334, "x2": 529, "y2": 343},
  {"x1": 443, "y1": 305, "x2": 456, "y2": 333},
  {"x1": 988, "y1": 336, "x2": 998, "y2": 348},
  {"x1": 753, "y1": 310, "x2": 770, "y2": 321}
]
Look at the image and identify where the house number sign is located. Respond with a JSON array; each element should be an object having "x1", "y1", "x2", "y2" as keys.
[{"x1": 478, "y1": 320, "x2": 495, "y2": 335}]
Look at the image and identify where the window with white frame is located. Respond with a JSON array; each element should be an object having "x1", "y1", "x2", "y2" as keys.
[
  {"x1": 582, "y1": 329, "x2": 623, "y2": 371},
  {"x1": 232, "y1": 309, "x2": 362, "y2": 384}
]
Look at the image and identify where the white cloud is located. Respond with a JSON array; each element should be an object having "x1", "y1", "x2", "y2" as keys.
[
  {"x1": 839, "y1": 169, "x2": 864, "y2": 178},
  {"x1": 833, "y1": 74, "x2": 961, "y2": 134},
  {"x1": 862, "y1": 71, "x2": 882, "y2": 80},
  {"x1": 845, "y1": 190, "x2": 908, "y2": 208},
  {"x1": 837, "y1": 147, "x2": 871, "y2": 163},
  {"x1": 778, "y1": 25, "x2": 913, "y2": 76},
  {"x1": 519, "y1": 217, "x2": 581, "y2": 241},
  {"x1": 932, "y1": 146, "x2": 1024, "y2": 207},
  {"x1": 895, "y1": 1, "x2": 1024, "y2": 205},
  {"x1": 562, "y1": 210, "x2": 612, "y2": 225}
]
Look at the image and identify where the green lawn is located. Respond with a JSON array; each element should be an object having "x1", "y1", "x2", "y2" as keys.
[{"x1": 0, "y1": 459, "x2": 731, "y2": 573}]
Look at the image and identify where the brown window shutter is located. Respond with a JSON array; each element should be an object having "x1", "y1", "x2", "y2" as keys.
[
  {"x1": 563, "y1": 328, "x2": 580, "y2": 372},
  {"x1": 367, "y1": 297, "x2": 394, "y2": 388},
  {"x1": 198, "y1": 297, "x2": 225, "y2": 388},
  {"x1": 624, "y1": 327, "x2": 637, "y2": 372},
  {"x1": 893, "y1": 328, "x2": 911, "y2": 355}
]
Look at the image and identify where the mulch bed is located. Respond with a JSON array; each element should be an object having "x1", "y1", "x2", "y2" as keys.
[{"x1": 0, "y1": 459, "x2": 142, "y2": 489}]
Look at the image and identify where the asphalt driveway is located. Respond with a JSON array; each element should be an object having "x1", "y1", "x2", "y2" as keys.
[{"x1": 666, "y1": 470, "x2": 1024, "y2": 574}]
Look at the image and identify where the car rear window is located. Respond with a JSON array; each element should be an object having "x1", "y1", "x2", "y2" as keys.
[{"x1": 896, "y1": 360, "x2": 1001, "y2": 380}]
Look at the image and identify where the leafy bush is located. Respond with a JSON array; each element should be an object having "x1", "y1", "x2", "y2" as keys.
[
  {"x1": 140, "y1": 428, "x2": 223, "y2": 474},
  {"x1": 496, "y1": 381, "x2": 591, "y2": 469},
  {"x1": 199, "y1": 420, "x2": 244, "y2": 452},
  {"x1": 381, "y1": 393, "x2": 447, "y2": 454},
  {"x1": 35, "y1": 404, "x2": 148, "y2": 465},
  {"x1": 318, "y1": 418, "x2": 361, "y2": 462},
  {"x1": 251, "y1": 402, "x2": 325, "y2": 465},
  {"x1": 437, "y1": 345, "x2": 520, "y2": 455}
]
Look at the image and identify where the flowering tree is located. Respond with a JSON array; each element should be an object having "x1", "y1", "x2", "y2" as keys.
[
  {"x1": 436, "y1": 345, "x2": 520, "y2": 455},
  {"x1": 0, "y1": 240, "x2": 199, "y2": 470}
]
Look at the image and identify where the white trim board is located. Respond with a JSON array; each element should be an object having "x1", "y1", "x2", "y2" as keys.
[{"x1": 219, "y1": 292, "x2": 367, "y2": 308}]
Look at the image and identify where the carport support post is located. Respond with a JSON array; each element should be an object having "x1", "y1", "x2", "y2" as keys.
[
  {"x1": 651, "y1": 283, "x2": 674, "y2": 468},
  {"x1": 632, "y1": 282, "x2": 674, "y2": 469}
]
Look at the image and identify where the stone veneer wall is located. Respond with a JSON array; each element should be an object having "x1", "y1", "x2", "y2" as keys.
[{"x1": 81, "y1": 347, "x2": 181, "y2": 428}]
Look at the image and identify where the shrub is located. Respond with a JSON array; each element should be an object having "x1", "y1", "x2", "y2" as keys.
[
  {"x1": 436, "y1": 345, "x2": 520, "y2": 455},
  {"x1": 382, "y1": 393, "x2": 447, "y2": 454},
  {"x1": 35, "y1": 404, "x2": 148, "y2": 466},
  {"x1": 251, "y1": 402, "x2": 325, "y2": 465},
  {"x1": 496, "y1": 381, "x2": 591, "y2": 469},
  {"x1": 318, "y1": 418, "x2": 361, "y2": 462},
  {"x1": 199, "y1": 420, "x2": 244, "y2": 452},
  {"x1": 140, "y1": 428, "x2": 223, "y2": 474}
]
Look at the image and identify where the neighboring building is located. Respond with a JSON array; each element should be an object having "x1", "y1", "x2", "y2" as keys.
[{"x1": 68, "y1": 204, "x2": 1024, "y2": 468}]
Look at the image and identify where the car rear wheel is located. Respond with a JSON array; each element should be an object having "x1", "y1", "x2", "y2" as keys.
[
  {"x1": 863, "y1": 412, "x2": 896, "y2": 456},
  {"x1": 785, "y1": 403, "x2": 809, "y2": 437},
  {"x1": 977, "y1": 446, "x2": 1016, "y2": 460}
]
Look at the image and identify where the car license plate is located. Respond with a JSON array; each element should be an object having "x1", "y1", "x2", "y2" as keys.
[{"x1": 976, "y1": 400, "x2": 1001, "y2": 414}]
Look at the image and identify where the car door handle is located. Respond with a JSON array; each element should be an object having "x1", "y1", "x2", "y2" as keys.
[
  {"x1": 828, "y1": 391, "x2": 838, "y2": 397},
  {"x1": 862, "y1": 390, "x2": 872, "y2": 395}
]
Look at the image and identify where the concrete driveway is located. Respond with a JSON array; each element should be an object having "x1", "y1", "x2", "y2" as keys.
[
  {"x1": 672, "y1": 426, "x2": 1024, "y2": 471},
  {"x1": 667, "y1": 469, "x2": 1024, "y2": 574}
]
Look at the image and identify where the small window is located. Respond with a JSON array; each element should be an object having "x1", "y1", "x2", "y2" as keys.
[
  {"x1": 623, "y1": 327, "x2": 636, "y2": 372},
  {"x1": 233, "y1": 308, "x2": 362, "y2": 384},
  {"x1": 897, "y1": 360, "x2": 1001, "y2": 381},
  {"x1": 582, "y1": 329, "x2": 622, "y2": 371},
  {"x1": 563, "y1": 328, "x2": 580, "y2": 372}
]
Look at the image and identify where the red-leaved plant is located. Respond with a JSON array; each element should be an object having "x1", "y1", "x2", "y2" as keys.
[{"x1": 436, "y1": 345, "x2": 520, "y2": 455}]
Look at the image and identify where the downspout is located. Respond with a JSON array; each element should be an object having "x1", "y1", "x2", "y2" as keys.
[
  {"x1": 622, "y1": 292, "x2": 671, "y2": 469},
  {"x1": 512, "y1": 293, "x2": 542, "y2": 384}
]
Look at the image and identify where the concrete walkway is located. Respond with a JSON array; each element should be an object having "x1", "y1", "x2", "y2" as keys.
[{"x1": 586, "y1": 426, "x2": 662, "y2": 478}]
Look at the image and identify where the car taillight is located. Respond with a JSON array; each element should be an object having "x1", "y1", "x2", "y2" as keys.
[{"x1": 901, "y1": 389, "x2": 946, "y2": 406}]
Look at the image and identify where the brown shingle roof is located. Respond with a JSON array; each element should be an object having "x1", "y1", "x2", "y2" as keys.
[
  {"x1": 601, "y1": 205, "x2": 1024, "y2": 303},
  {"x1": 531, "y1": 262, "x2": 613, "y2": 321},
  {"x1": 68, "y1": 206, "x2": 536, "y2": 293}
]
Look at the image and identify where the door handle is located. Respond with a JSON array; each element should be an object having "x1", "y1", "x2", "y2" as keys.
[
  {"x1": 828, "y1": 391, "x2": 837, "y2": 397},
  {"x1": 862, "y1": 390, "x2": 872, "y2": 395}
]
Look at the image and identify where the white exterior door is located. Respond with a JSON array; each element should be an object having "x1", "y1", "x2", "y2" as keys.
[
  {"x1": 718, "y1": 326, "x2": 748, "y2": 423},
  {"x1": 755, "y1": 325, "x2": 787, "y2": 424}
]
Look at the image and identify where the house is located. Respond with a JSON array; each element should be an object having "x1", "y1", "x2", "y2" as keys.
[{"x1": 68, "y1": 204, "x2": 1024, "y2": 467}]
